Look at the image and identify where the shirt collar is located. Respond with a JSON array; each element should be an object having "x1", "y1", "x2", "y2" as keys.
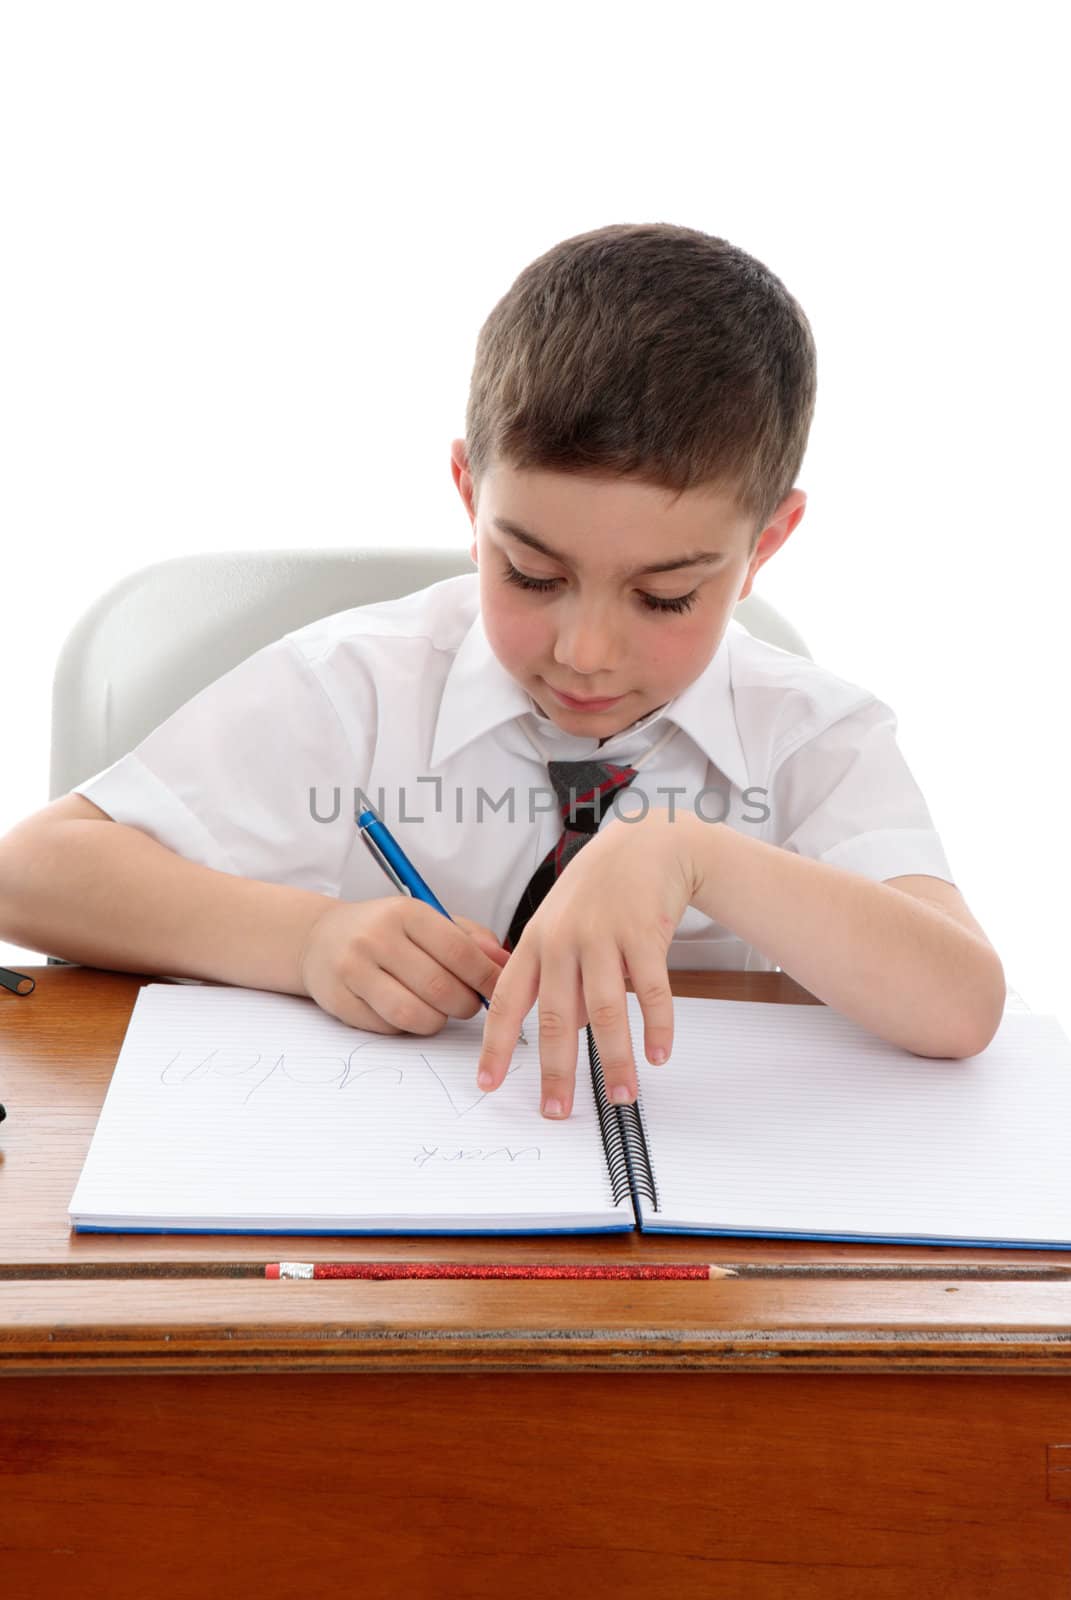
[
  {"x1": 662, "y1": 621, "x2": 750, "y2": 791},
  {"x1": 430, "y1": 607, "x2": 534, "y2": 769},
  {"x1": 431, "y1": 608, "x2": 750, "y2": 791}
]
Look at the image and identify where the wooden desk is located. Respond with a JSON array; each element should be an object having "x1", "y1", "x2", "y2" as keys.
[{"x1": 3, "y1": 967, "x2": 1071, "y2": 1598}]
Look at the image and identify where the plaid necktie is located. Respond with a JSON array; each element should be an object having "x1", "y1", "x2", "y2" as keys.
[{"x1": 504, "y1": 758, "x2": 639, "y2": 952}]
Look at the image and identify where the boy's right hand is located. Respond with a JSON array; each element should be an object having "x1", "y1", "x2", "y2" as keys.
[{"x1": 298, "y1": 897, "x2": 509, "y2": 1035}]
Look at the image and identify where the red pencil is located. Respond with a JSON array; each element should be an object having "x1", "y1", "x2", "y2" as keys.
[{"x1": 265, "y1": 1261, "x2": 737, "y2": 1281}]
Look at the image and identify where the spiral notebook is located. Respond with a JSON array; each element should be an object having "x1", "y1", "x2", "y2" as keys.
[{"x1": 68, "y1": 982, "x2": 1071, "y2": 1248}]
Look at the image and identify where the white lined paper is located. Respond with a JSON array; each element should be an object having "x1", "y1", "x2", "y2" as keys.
[
  {"x1": 69, "y1": 984, "x2": 623, "y2": 1232},
  {"x1": 630, "y1": 995, "x2": 1071, "y2": 1243}
]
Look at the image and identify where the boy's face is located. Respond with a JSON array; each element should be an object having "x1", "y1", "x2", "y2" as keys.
[{"x1": 451, "y1": 440, "x2": 805, "y2": 740}]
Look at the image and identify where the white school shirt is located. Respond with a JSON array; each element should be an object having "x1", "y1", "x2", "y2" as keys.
[{"x1": 74, "y1": 572, "x2": 955, "y2": 972}]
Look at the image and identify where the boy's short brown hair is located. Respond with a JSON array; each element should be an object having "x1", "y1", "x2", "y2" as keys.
[{"x1": 464, "y1": 222, "x2": 817, "y2": 549}]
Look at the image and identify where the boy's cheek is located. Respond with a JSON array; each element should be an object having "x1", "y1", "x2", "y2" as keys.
[
  {"x1": 482, "y1": 604, "x2": 548, "y2": 677},
  {"x1": 645, "y1": 625, "x2": 729, "y2": 705}
]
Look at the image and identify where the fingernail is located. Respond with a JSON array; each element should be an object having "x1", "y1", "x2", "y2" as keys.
[
  {"x1": 478, "y1": 1070, "x2": 494, "y2": 1090},
  {"x1": 650, "y1": 1047, "x2": 668, "y2": 1065},
  {"x1": 543, "y1": 1097, "x2": 564, "y2": 1117},
  {"x1": 611, "y1": 1085, "x2": 632, "y2": 1105}
]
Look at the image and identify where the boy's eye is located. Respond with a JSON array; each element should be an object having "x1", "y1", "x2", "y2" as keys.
[
  {"x1": 502, "y1": 560, "x2": 561, "y2": 595},
  {"x1": 639, "y1": 588, "x2": 699, "y2": 614},
  {"x1": 502, "y1": 559, "x2": 699, "y2": 615}
]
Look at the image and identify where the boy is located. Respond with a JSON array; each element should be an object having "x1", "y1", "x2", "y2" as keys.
[{"x1": 0, "y1": 223, "x2": 1006, "y2": 1121}]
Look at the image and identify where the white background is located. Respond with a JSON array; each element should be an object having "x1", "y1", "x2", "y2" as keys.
[{"x1": 1, "y1": 2, "x2": 1067, "y2": 1027}]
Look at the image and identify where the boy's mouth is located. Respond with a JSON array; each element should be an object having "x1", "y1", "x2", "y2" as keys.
[{"x1": 546, "y1": 684, "x2": 626, "y2": 712}]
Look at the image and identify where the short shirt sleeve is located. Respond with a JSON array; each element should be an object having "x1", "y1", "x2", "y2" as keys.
[
  {"x1": 772, "y1": 695, "x2": 956, "y2": 886},
  {"x1": 73, "y1": 637, "x2": 369, "y2": 898}
]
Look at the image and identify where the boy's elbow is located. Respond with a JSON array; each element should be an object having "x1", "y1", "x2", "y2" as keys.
[
  {"x1": 959, "y1": 945, "x2": 1008, "y2": 1058},
  {"x1": 915, "y1": 946, "x2": 1007, "y2": 1060},
  {"x1": 0, "y1": 828, "x2": 26, "y2": 938},
  {"x1": 0, "y1": 801, "x2": 103, "y2": 945},
  {"x1": 0, "y1": 824, "x2": 45, "y2": 946}
]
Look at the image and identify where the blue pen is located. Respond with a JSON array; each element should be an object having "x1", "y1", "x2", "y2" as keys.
[{"x1": 357, "y1": 808, "x2": 526, "y2": 1043}]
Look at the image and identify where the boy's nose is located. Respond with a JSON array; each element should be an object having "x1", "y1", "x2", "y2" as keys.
[{"x1": 552, "y1": 605, "x2": 623, "y2": 676}]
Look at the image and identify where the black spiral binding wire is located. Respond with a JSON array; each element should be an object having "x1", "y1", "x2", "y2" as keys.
[{"x1": 587, "y1": 1025, "x2": 659, "y2": 1215}]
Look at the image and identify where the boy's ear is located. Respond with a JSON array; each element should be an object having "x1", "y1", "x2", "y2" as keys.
[
  {"x1": 737, "y1": 490, "x2": 807, "y2": 602},
  {"x1": 450, "y1": 439, "x2": 479, "y2": 565}
]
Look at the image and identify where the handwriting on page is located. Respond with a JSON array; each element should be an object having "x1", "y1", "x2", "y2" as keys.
[
  {"x1": 414, "y1": 1144, "x2": 540, "y2": 1168},
  {"x1": 155, "y1": 1043, "x2": 531, "y2": 1120}
]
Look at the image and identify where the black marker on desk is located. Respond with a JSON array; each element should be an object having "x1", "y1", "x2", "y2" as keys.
[
  {"x1": 0, "y1": 967, "x2": 35, "y2": 997},
  {"x1": 357, "y1": 808, "x2": 527, "y2": 1046}
]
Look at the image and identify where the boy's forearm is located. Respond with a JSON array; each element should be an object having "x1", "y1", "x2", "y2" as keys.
[
  {"x1": 688, "y1": 819, "x2": 1006, "y2": 1058},
  {"x1": 0, "y1": 818, "x2": 332, "y2": 994}
]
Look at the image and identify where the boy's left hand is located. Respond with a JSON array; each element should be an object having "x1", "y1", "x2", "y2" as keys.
[{"x1": 476, "y1": 808, "x2": 704, "y2": 1118}]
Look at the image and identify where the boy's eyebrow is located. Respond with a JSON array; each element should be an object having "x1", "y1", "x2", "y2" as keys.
[{"x1": 490, "y1": 517, "x2": 726, "y2": 577}]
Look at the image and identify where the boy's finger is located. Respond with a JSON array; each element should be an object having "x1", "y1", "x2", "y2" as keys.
[
  {"x1": 407, "y1": 903, "x2": 506, "y2": 1001},
  {"x1": 579, "y1": 948, "x2": 636, "y2": 1104},
  {"x1": 355, "y1": 966, "x2": 450, "y2": 1036},
  {"x1": 537, "y1": 952, "x2": 582, "y2": 1120},
  {"x1": 383, "y1": 941, "x2": 489, "y2": 1021},
  {"x1": 320, "y1": 979, "x2": 404, "y2": 1035},
  {"x1": 477, "y1": 949, "x2": 538, "y2": 1091},
  {"x1": 453, "y1": 915, "x2": 511, "y2": 970},
  {"x1": 622, "y1": 942, "x2": 675, "y2": 1067}
]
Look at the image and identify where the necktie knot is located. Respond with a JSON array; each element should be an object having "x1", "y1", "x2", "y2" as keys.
[{"x1": 547, "y1": 758, "x2": 638, "y2": 834}]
